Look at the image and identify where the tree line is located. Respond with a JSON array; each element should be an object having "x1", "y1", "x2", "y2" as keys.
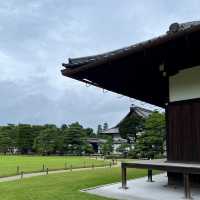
[
  {"x1": 0, "y1": 111, "x2": 166, "y2": 159},
  {"x1": 0, "y1": 122, "x2": 96, "y2": 155}
]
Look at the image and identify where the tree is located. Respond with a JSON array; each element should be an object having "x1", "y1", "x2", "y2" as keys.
[
  {"x1": 3, "y1": 124, "x2": 18, "y2": 153},
  {"x1": 0, "y1": 122, "x2": 98, "y2": 155},
  {"x1": 101, "y1": 137, "x2": 113, "y2": 155},
  {"x1": 33, "y1": 126, "x2": 58, "y2": 155},
  {"x1": 0, "y1": 127, "x2": 12, "y2": 154},
  {"x1": 83, "y1": 143, "x2": 94, "y2": 154},
  {"x1": 103, "y1": 122, "x2": 108, "y2": 131},
  {"x1": 119, "y1": 115, "x2": 145, "y2": 142},
  {"x1": 31, "y1": 125, "x2": 45, "y2": 148},
  {"x1": 61, "y1": 124, "x2": 68, "y2": 130},
  {"x1": 116, "y1": 143, "x2": 131, "y2": 154},
  {"x1": 84, "y1": 128, "x2": 95, "y2": 137},
  {"x1": 97, "y1": 124, "x2": 102, "y2": 136},
  {"x1": 134, "y1": 111, "x2": 166, "y2": 159},
  {"x1": 64, "y1": 122, "x2": 86, "y2": 155},
  {"x1": 17, "y1": 124, "x2": 34, "y2": 154}
]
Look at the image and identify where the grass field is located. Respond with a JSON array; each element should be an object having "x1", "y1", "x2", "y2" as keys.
[
  {"x1": 0, "y1": 156, "x2": 109, "y2": 177},
  {"x1": 0, "y1": 167, "x2": 149, "y2": 200}
]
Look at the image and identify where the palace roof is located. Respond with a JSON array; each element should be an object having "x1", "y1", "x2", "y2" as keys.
[{"x1": 62, "y1": 21, "x2": 200, "y2": 107}]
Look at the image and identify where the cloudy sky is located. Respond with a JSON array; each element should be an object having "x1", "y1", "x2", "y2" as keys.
[{"x1": 0, "y1": 0, "x2": 199, "y2": 130}]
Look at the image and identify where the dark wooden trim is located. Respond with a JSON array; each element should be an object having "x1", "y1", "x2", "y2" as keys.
[
  {"x1": 122, "y1": 162, "x2": 200, "y2": 174},
  {"x1": 167, "y1": 98, "x2": 200, "y2": 162},
  {"x1": 169, "y1": 97, "x2": 200, "y2": 105},
  {"x1": 166, "y1": 106, "x2": 170, "y2": 161}
]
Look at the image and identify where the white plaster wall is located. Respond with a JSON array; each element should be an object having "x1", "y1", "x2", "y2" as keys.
[
  {"x1": 113, "y1": 144, "x2": 121, "y2": 154},
  {"x1": 169, "y1": 65, "x2": 200, "y2": 102}
]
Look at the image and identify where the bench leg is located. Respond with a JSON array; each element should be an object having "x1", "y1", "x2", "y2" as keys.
[
  {"x1": 121, "y1": 165, "x2": 128, "y2": 189},
  {"x1": 147, "y1": 169, "x2": 153, "y2": 182},
  {"x1": 183, "y1": 173, "x2": 191, "y2": 199}
]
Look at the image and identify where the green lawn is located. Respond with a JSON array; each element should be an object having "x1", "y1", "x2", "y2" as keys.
[
  {"x1": 0, "y1": 167, "x2": 149, "y2": 200},
  {"x1": 0, "y1": 156, "x2": 109, "y2": 177}
]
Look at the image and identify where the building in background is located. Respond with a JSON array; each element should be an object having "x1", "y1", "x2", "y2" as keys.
[
  {"x1": 102, "y1": 105, "x2": 153, "y2": 154},
  {"x1": 87, "y1": 138, "x2": 106, "y2": 154}
]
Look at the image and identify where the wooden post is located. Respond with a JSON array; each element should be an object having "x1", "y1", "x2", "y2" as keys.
[
  {"x1": 17, "y1": 166, "x2": 20, "y2": 174},
  {"x1": 42, "y1": 164, "x2": 45, "y2": 172},
  {"x1": 121, "y1": 163, "x2": 127, "y2": 189},
  {"x1": 46, "y1": 168, "x2": 49, "y2": 175},
  {"x1": 147, "y1": 169, "x2": 153, "y2": 182},
  {"x1": 21, "y1": 171, "x2": 24, "y2": 179},
  {"x1": 184, "y1": 173, "x2": 191, "y2": 199}
]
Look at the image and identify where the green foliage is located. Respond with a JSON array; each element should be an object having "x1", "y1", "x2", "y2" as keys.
[
  {"x1": 0, "y1": 122, "x2": 95, "y2": 155},
  {"x1": 33, "y1": 127, "x2": 58, "y2": 155},
  {"x1": 127, "y1": 149, "x2": 137, "y2": 159},
  {"x1": 97, "y1": 124, "x2": 102, "y2": 135},
  {"x1": 97, "y1": 123, "x2": 109, "y2": 138},
  {"x1": 101, "y1": 137, "x2": 113, "y2": 155},
  {"x1": 17, "y1": 124, "x2": 40, "y2": 154},
  {"x1": 119, "y1": 114, "x2": 145, "y2": 141},
  {"x1": 116, "y1": 143, "x2": 131, "y2": 154},
  {"x1": 0, "y1": 127, "x2": 12, "y2": 153},
  {"x1": 103, "y1": 122, "x2": 108, "y2": 131},
  {"x1": 133, "y1": 111, "x2": 166, "y2": 159},
  {"x1": 60, "y1": 124, "x2": 68, "y2": 130},
  {"x1": 83, "y1": 143, "x2": 94, "y2": 154},
  {"x1": 84, "y1": 128, "x2": 95, "y2": 137},
  {"x1": 0, "y1": 124, "x2": 17, "y2": 154},
  {"x1": 64, "y1": 122, "x2": 87, "y2": 155}
]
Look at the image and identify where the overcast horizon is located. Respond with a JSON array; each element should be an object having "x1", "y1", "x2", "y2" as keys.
[{"x1": 0, "y1": 0, "x2": 199, "y2": 129}]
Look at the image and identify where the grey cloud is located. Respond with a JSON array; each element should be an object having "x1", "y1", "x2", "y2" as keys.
[{"x1": 0, "y1": 0, "x2": 197, "y2": 129}]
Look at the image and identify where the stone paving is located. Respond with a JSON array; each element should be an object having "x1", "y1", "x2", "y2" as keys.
[{"x1": 85, "y1": 173, "x2": 200, "y2": 200}]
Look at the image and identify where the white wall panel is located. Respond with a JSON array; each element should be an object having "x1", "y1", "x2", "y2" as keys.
[{"x1": 169, "y1": 66, "x2": 200, "y2": 102}]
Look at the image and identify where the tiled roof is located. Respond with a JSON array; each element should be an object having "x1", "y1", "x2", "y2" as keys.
[
  {"x1": 62, "y1": 21, "x2": 200, "y2": 70},
  {"x1": 102, "y1": 106, "x2": 153, "y2": 135}
]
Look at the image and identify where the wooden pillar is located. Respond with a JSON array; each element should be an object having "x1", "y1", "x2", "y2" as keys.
[
  {"x1": 121, "y1": 163, "x2": 127, "y2": 189},
  {"x1": 147, "y1": 169, "x2": 153, "y2": 182},
  {"x1": 184, "y1": 173, "x2": 191, "y2": 199}
]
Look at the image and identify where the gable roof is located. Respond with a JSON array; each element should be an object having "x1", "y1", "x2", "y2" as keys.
[
  {"x1": 62, "y1": 21, "x2": 200, "y2": 107},
  {"x1": 102, "y1": 106, "x2": 153, "y2": 134}
]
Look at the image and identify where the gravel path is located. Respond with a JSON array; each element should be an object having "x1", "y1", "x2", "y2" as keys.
[{"x1": 0, "y1": 163, "x2": 120, "y2": 183}]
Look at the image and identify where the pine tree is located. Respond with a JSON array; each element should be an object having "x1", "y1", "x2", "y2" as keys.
[
  {"x1": 97, "y1": 124, "x2": 102, "y2": 135},
  {"x1": 134, "y1": 112, "x2": 166, "y2": 159},
  {"x1": 103, "y1": 122, "x2": 108, "y2": 131}
]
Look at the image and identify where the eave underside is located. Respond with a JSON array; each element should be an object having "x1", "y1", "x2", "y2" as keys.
[{"x1": 62, "y1": 26, "x2": 200, "y2": 107}]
